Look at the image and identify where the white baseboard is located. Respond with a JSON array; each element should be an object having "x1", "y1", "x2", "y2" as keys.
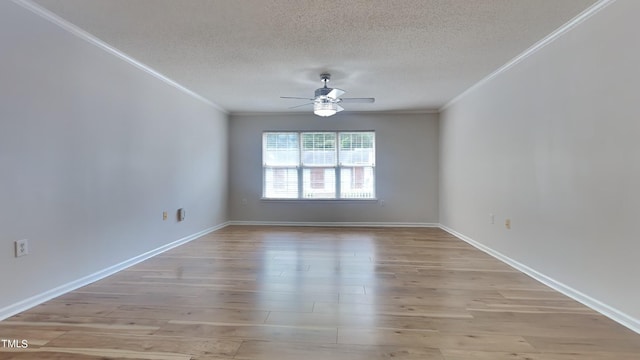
[
  {"x1": 0, "y1": 222, "x2": 229, "y2": 321},
  {"x1": 439, "y1": 224, "x2": 640, "y2": 335},
  {"x1": 227, "y1": 221, "x2": 439, "y2": 228}
]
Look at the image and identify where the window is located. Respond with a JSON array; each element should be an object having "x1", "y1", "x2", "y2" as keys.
[
  {"x1": 263, "y1": 133, "x2": 299, "y2": 199},
  {"x1": 263, "y1": 131, "x2": 375, "y2": 199}
]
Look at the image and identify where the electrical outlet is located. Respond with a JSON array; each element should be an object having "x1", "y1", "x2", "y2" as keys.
[
  {"x1": 15, "y1": 239, "x2": 29, "y2": 257},
  {"x1": 490, "y1": 213, "x2": 495, "y2": 224},
  {"x1": 163, "y1": 211, "x2": 168, "y2": 221},
  {"x1": 505, "y1": 219, "x2": 511, "y2": 230}
]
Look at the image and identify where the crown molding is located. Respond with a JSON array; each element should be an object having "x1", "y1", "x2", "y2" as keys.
[
  {"x1": 12, "y1": 0, "x2": 228, "y2": 114},
  {"x1": 439, "y1": 0, "x2": 616, "y2": 112}
]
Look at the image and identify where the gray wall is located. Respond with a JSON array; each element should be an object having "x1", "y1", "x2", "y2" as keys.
[
  {"x1": 439, "y1": 0, "x2": 639, "y2": 325},
  {"x1": 0, "y1": 2, "x2": 228, "y2": 311},
  {"x1": 229, "y1": 113, "x2": 439, "y2": 224}
]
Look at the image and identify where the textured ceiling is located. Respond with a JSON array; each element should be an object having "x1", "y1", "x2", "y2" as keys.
[{"x1": 32, "y1": 0, "x2": 598, "y2": 114}]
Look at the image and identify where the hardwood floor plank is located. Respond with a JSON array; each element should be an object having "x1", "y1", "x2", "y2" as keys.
[
  {"x1": 498, "y1": 289, "x2": 573, "y2": 301},
  {"x1": 1, "y1": 347, "x2": 192, "y2": 360},
  {"x1": 154, "y1": 321, "x2": 338, "y2": 344},
  {"x1": 524, "y1": 334, "x2": 640, "y2": 353},
  {"x1": 105, "y1": 305, "x2": 270, "y2": 323},
  {"x1": 337, "y1": 328, "x2": 535, "y2": 352},
  {"x1": 1, "y1": 314, "x2": 166, "y2": 335},
  {"x1": 338, "y1": 289, "x2": 503, "y2": 306},
  {"x1": 233, "y1": 340, "x2": 444, "y2": 360},
  {"x1": 441, "y1": 349, "x2": 640, "y2": 360},
  {"x1": 312, "y1": 301, "x2": 473, "y2": 319},
  {"x1": 43, "y1": 331, "x2": 241, "y2": 359},
  {"x1": 441, "y1": 349, "x2": 548, "y2": 360},
  {"x1": 267, "y1": 310, "x2": 460, "y2": 329},
  {"x1": 21, "y1": 302, "x2": 119, "y2": 317},
  {"x1": 0, "y1": 328, "x2": 65, "y2": 347}
]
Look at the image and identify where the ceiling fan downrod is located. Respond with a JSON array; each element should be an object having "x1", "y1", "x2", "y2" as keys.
[{"x1": 320, "y1": 73, "x2": 331, "y2": 87}]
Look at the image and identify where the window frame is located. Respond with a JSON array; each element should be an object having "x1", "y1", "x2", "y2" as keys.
[{"x1": 262, "y1": 131, "x2": 376, "y2": 201}]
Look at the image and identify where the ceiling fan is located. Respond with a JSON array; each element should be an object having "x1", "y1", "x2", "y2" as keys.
[{"x1": 281, "y1": 73, "x2": 375, "y2": 117}]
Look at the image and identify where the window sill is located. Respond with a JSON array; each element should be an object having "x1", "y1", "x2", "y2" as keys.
[{"x1": 260, "y1": 198, "x2": 378, "y2": 202}]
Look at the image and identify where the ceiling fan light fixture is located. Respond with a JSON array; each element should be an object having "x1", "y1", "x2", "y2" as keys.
[
  {"x1": 282, "y1": 73, "x2": 374, "y2": 116},
  {"x1": 313, "y1": 99, "x2": 337, "y2": 117}
]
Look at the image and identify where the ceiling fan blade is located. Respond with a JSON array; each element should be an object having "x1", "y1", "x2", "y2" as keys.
[
  {"x1": 288, "y1": 102, "x2": 313, "y2": 109},
  {"x1": 327, "y1": 88, "x2": 345, "y2": 99},
  {"x1": 336, "y1": 104, "x2": 345, "y2": 113},
  {"x1": 281, "y1": 96, "x2": 314, "y2": 100},
  {"x1": 338, "y1": 97, "x2": 375, "y2": 103}
]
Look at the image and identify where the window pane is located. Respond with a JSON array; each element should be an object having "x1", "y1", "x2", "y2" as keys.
[
  {"x1": 340, "y1": 166, "x2": 375, "y2": 199},
  {"x1": 302, "y1": 167, "x2": 336, "y2": 198},
  {"x1": 264, "y1": 167, "x2": 298, "y2": 198},
  {"x1": 301, "y1": 132, "x2": 336, "y2": 166},
  {"x1": 263, "y1": 132, "x2": 299, "y2": 166},
  {"x1": 339, "y1": 132, "x2": 375, "y2": 166}
]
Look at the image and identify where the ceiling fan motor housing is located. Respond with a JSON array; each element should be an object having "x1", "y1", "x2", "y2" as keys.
[{"x1": 315, "y1": 87, "x2": 334, "y2": 99}]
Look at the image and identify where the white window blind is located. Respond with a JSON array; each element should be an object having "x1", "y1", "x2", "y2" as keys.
[
  {"x1": 339, "y1": 132, "x2": 375, "y2": 199},
  {"x1": 263, "y1": 131, "x2": 375, "y2": 199},
  {"x1": 301, "y1": 132, "x2": 336, "y2": 198},
  {"x1": 263, "y1": 133, "x2": 299, "y2": 198}
]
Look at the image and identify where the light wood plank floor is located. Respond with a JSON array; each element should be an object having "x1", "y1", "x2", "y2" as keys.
[{"x1": 1, "y1": 226, "x2": 638, "y2": 359}]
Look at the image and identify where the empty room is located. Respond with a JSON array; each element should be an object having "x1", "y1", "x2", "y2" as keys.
[{"x1": 1, "y1": 0, "x2": 639, "y2": 359}]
